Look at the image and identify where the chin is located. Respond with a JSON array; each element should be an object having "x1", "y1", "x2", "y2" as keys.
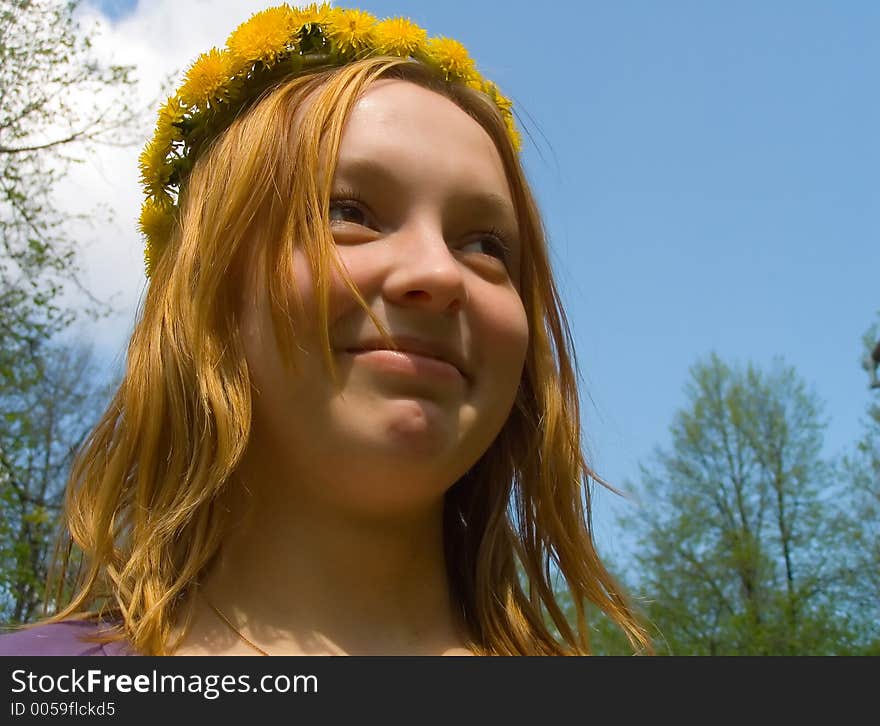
[{"x1": 331, "y1": 393, "x2": 459, "y2": 452}]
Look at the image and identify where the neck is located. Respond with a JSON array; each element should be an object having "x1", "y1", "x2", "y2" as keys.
[{"x1": 174, "y1": 451, "x2": 472, "y2": 656}]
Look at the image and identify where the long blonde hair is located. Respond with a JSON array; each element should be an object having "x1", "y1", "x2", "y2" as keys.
[{"x1": 46, "y1": 57, "x2": 651, "y2": 655}]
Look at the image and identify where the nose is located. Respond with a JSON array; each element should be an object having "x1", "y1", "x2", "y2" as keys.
[{"x1": 382, "y1": 222, "x2": 467, "y2": 315}]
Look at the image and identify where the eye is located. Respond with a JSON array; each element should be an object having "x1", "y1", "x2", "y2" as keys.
[
  {"x1": 460, "y1": 229, "x2": 512, "y2": 265},
  {"x1": 329, "y1": 200, "x2": 369, "y2": 227},
  {"x1": 328, "y1": 187, "x2": 374, "y2": 229}
]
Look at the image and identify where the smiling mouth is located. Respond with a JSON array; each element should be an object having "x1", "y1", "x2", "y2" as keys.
[{"x1": 342, "y1": 348, "x2": 465, "y2": 382}]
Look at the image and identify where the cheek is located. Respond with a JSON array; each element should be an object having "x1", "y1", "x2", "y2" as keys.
[
  {"x1": 295, "y1": 247, "x2": 380, "y2": 328},
  {"x1": 240, "y1": 297, "x2": 284, "y2": 422},
  {"x1": 240, "y1": 256, "x2": 317, "y2": 416},
  {"x1": 289, "y1": 251, "x2": 318, "y2": 320},
  {"x1": 481, "y1": 291, "x2": 529, "y2": 375}
]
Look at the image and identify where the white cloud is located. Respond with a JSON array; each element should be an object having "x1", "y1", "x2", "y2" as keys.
[{"x1": 56, "y1": 1, "x2": 307, "y2": 358}]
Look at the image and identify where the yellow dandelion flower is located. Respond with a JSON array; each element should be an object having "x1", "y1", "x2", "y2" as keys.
[
  {"x1": 179, "y1": 48, "x2": 234, "y2": 107},
  {"x1": 467, "y1": 78, "x2": 514, "y2": 120},
  {"x1": 158, "y1": 95, "x2": 186, "y2": 125},
  {"x1": 155, "y1": 115, "x2": 183, "y2": 144},
  {"x1": 157, "y1": 95, "x2": 186, "y2": 141},
  {"x1": 371, "y1": 17, "x2": 427, "y2": 57},
  {"x1": 292, "y1": 2, "x2": 333, "y2": 29},
  {"x1": 139, "y1": 198, "x2": 175, "y2": 273},
  {"x1": 490, "y1": 87, "x2": 513, "y2": 115},
  {"x1": 325, "y1": 8, "x2": 377, "y2": 57},
  {"x1": 227, "y1": 5, "x2": 298, "y2": 69},
  {"x1": 138, "y1": 135, "x2": 173, "y2": 192},
  {"x1": 465, "y1": 76, "x2": 487, "y2": 94},
  {"x1": 140, "y1": 164, "x2": 174, "y2": 197},
  {"x1": 425, "y1": 36, "x2": 476, "y2": 82},
  {"x1": 496, "y1": 95, "x2": 513, "y2": 116},
  {"x1": 503, "y1": 112, "x2": 522, "y2": 153}
]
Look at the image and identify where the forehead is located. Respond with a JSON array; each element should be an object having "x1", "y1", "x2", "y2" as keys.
[{"x1": 335, "y1": 79, "x2": 513, "y2": 204}]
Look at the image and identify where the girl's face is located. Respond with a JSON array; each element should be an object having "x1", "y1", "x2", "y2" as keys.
[{"x1": 240, "y1": 79, "x2": 529, "y2": 517}]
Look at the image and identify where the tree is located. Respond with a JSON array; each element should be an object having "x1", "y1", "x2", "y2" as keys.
[
  {"x1": 0, "y1": 0, "x2": 137, "y2": 388},
  {"x1": 860, "y1": 309, "x2": 880, "y2": 393},
  {"x1": 621, "y1": 352, "x2": 863, "y2": 654},
  {"x1": 831, "y1": 311, "x2": 880, "y2": 653},
  {"x1": 0, "y1": 340, "x2": 115, "y2": 623},
  {"x1": 0, "y1": 0, "x2": 139, "y2": 623}
]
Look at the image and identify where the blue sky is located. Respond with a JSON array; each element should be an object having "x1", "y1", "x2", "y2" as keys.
[
  {"x1": 90, "y1": 1, "x2": 879, "y2": 557},
  {"x1": 91, "y1": 0, "x2": 135, "y2": 21}
]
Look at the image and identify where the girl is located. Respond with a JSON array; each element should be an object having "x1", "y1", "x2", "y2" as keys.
[{"x1": 1, "y1": 4, "x2": 649, "y2": 656}]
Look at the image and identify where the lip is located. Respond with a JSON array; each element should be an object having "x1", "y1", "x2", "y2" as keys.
[{"x1": 340, "y1": 335, "x2": 469, "y2": 381}]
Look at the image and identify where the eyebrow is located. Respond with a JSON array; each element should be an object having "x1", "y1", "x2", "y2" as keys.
[{"x1": 333, "y1": 157, "x2": 520, "y2": 234}]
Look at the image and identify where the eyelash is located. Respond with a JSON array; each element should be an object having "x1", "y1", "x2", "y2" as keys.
[
  {"x1": 474, "y1": 227, "x2": 512, "y2": 263},
  {"x1": 328, "y1": 188, "x2": 513, "y2": 265},
  {"x1": 328, "y1": 188, "x2": 370, "y2": 222}
]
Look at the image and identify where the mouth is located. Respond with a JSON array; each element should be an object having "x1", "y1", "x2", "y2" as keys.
[{"x1": 340, "y1": 337, "x2": 469, "y2": 382}]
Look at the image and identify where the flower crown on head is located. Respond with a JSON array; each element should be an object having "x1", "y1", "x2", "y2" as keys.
[{"x1": 138, "y1": 3, "x2": 522, "y2": 278}]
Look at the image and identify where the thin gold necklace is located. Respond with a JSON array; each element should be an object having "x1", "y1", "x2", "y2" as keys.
[{"x1": 205, "y1": 599, "x2": 269, "y2": 656}]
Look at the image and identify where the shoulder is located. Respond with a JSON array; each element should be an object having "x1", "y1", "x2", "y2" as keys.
[{"x1": 0, "y1": 619, "x2": 136, "y2": 656}]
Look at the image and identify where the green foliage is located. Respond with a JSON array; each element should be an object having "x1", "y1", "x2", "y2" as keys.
[
  {"x1": 0, "y1": 340, "x2": 115, "y2": 623},
  {"x1": 0, "y1": 0, "x2": 137, "y2": 624},
  {"x1": 827, "y1": 310, "x2": 880, "y2": 652},
  {"x1": 859, "y1": 309, "x2": 880, "y2": 425},
  {"x1": 620, "y1": 352, "x2": 876, "y2": 654},
  {"x1": 544, "y1": 562, "x2": 656, "y2": 655},
  {"x1": 0, "y1": 0, "x2": 138, "y2": 374}
]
